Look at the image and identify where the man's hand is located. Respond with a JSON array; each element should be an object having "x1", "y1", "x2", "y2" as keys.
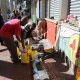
[
  {"x1": 21, "y1": 39, "x2": 25, "y2": 49},
  {"x1": 16, "y1": 36, "x2": 21, "y2": 42}
]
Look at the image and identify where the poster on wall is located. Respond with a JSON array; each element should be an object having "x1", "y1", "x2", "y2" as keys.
[
  {"x1": 40, "y1": 0, "x2": 42, "y2": 18},
  {"x1": 59, "y1": 26, "x2": 80, "y2": 66}
]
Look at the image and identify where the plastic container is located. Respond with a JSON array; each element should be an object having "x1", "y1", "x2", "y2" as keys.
[
  {"x1": 25, "y1": 45, "x2": 31, "y2": 50},
  {"x1": 18, "y1": 41, "x2": 22, "y2": 48},
  {"x1": 31, "y1": 51, "x2": 38, "y2": 61},
  {"x1": 28, "y1": 48, "x2": 32, "y2": 56},
  {"x1": 17, "y1": 47, "x2": 21, "y2": 57},
  {"x1": 21, "y1": 50, "x2": 30, "y2": 64}
]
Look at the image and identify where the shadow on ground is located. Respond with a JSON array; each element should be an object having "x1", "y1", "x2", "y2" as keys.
[
  {"x1": 0, "y1": 48, "x2": 8, "y2": 52},
  {"x1": 42, "y1": 54, "x2": 76, "y2": 80},
  {"x1": 0, "y1": 60, "x2": 33, "y2": 80}
]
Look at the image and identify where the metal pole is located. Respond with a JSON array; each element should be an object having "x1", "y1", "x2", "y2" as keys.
[
  {"x1": 10, "y1": 0, "x2": 13, "y2": 13},
  {"x1": 1, "y1": 0, "x2": 8, "y2": 23},
  {"x1": 15, "y1": 0, "x2": 17, "y2": 11}
]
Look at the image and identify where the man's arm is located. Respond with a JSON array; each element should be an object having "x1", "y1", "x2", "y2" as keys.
[
  {"x1": 16, "y1": 36, "x2": 21, "y2": 42},
  {"x1": 30, "y1": 31, "x2": 35, "y2": 40},
  {"x1": 21, "y1": 32, "x2": 26, "y2": 49}
]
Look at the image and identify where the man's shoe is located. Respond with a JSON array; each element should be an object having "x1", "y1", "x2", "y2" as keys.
[
  {"x1": 13, "y1": 59, "x2": 21, "y2": 64},
  {"x1": 11, "y1": 58, "x2": 21, "y2": 64}
]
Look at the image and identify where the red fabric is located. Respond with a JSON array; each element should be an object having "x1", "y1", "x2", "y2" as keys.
[
  {"x1": 0, "y1": 19, "x2": 21, "y2": 38},
  {"x1": 47, "y1": 21, "x2": 56, "y2": 46}
]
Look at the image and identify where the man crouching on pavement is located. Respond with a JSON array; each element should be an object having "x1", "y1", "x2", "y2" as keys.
[
  {"x1": 0, "y1": 16, "x2": 28, "y2": 63},
  {"x1": 21, "y1": 21, "x2": 36, "y2": 50}
]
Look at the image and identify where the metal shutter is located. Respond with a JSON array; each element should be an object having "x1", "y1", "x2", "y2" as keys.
[
  {"x1": 70, "y1": 0, "x2": 80, "y2": 18},
  {"x1": 50, "y1": 0, "x2": 59, "y2": 19},
  {"x1": 45, "y1": 0, "x2": 48, "y2": 18}
]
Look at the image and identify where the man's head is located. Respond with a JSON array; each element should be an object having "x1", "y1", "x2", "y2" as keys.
[
  {"x1": 22, "y1": 22, "x2": 36, "y2": 33},
  {"x1": 13, "y1": 10, "x2": 15, "y2": 13},
  {"x1": 20, "y1": 16, "x2": 28, "y2": 26},
  {"x1": 31, "y1": 23, "x2": 36, "y2": 31},
  {"x1": 16, "y1": 10, "x2": 18, "y2": 15}
]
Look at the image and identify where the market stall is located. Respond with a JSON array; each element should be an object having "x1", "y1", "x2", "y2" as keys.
[{"x1": 59, "y1": 23, "x2": 80, "y2": 74}]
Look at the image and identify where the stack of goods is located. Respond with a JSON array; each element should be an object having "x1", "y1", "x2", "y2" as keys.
[
  {"x1": 67, "y1": 14, "x2": 78, "y2": 27},
  {"x1": 18, "y1": 40, "x2": 39, "y2": 63}
]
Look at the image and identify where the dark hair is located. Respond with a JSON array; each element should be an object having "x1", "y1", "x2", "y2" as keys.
[
  {"x1": 18, "y1": 15, "x2": 22, "y2": 20},
  {"x1": 32, "y1": 23, "x2": 36, "y2": 28},
  {"x1": 50, "y1": 17, "x2": 54, "y2": 19},
  {"x1": 21, "y1": 16, "x2": 28, "y2": 21}
]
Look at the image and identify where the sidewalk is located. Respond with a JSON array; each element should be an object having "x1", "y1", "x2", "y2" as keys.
[
  {"x1": 41, "y1": 57, "x2": 75, "y2": 80},
  {"x1": 0, "y1": 45, "x2": 33, "y2": 80},
  {"x1": 39, "y1": 39, "x2": 75, "y2": 80},
  {"x1": 0, "y1": 40, "x2": 76, "y2": 80},
  {"x1": 0, "y1": 29, "x2": 76, "y2": 80}
]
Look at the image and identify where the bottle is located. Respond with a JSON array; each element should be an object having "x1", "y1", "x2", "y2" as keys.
[{"x1": 21, "y1": 49, "x2": 30, "y2": 64}]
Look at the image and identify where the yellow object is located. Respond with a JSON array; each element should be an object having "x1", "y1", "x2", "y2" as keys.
[
  {"x1": 17, "y1": 47, "x2": 21, "y2": 56},
  {"x1": 31, "y1": 51, "x2": 38, "y2": 60},
  {"x1": 25, "y1": 45, "x2": 31, "y2": 50},
  {"x1": 28, "y1": 49, "x2": 32, "y2": 56},
  {"x1": 21, "y1": 50, "x2": 30, "y2": 64},
  {"x1": 76, "y1": 63, "x2": 80, "y2": 80},
  {"x1": 26, "y1": 56, "x2": 30, "y2": 64},
  {"x1": 18, "y1": 41, "x2": 22, "y2": 47},
  {"x1": 77, "y1": 76, "x2": 80, "y2": 80},
  {"x1": 44, "y1": 48, "x2": 54, "y2": 53}
]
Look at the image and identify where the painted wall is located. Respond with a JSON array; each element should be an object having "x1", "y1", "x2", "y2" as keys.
[
  {"x1": 47, "y1": 21, "x2": 57, "y2": 46},
  {"x1": 59, "y1": 26, "x2": 80, "y2": 66}
]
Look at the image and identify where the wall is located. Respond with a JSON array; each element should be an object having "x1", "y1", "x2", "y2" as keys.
[
  {"x1": 42, "y1": 0, "x2": 45, "y2": 18},
  {"x1": 36, "y1": 0, "x2": 39, "y2": 18},
  {"x1": 31, "y1": 1, "x2": 36, "y2": 18},
  {"x1": 31, "y1": 0, "x2": 39, "y2": 18},
  {"x1": 59, "y1": 0, "x2": 69, "y2": 20}
]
